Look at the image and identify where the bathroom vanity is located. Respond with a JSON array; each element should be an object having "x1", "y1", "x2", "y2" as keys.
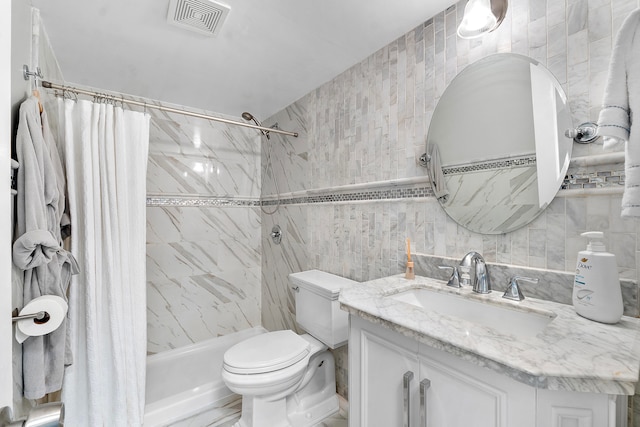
[{"x1": 340, "y1": 275, "x2": 640, "y2": 427}]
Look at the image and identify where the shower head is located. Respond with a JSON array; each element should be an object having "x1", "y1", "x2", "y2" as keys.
[{"x1": 241, "y1": 111, "x2": 270, "y2": 140}]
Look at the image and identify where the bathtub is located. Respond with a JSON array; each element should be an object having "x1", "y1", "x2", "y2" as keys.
[{"x1": 144, "y1": 327, "x2": 267, "y2": 427}]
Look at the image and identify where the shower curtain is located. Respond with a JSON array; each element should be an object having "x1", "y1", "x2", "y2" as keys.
[{"x1": 58, "y1": 98, "x2": 150, "y2": 426}]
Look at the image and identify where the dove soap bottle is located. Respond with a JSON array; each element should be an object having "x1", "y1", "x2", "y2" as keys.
[{"x1": 572, "y1": 231, "x2": 623, "y2": 324}]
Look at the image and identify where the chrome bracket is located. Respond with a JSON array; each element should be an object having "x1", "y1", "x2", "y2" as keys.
[
  {"x1": 565, "y1": 122, "x2": 599, "y2": 144},
  {"x1": 418, "y1": 153, "x2": 430, "y2": 168},
  {"x1": 23, "y1": 65, "x2": 43, "y2": 81}
]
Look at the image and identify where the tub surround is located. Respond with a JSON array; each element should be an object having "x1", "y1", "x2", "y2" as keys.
[
  {"x1": 340, "y1": 274, "x2": 640, "y2": 396},
  {"x1": 145, "y1": 106, "x2": 263, "y2": 354}
]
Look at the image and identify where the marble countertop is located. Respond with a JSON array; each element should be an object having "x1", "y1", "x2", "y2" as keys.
[{"x1": 339, "y1": 274, "x2": 640, "y2": 395}]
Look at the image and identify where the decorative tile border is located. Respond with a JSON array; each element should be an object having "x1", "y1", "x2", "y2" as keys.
[
  {"x1": 442, "y1": 155, "x2": 537, "y2": 175},
  {"x1": 562, "y1": 169, "x2": 626, "y2": 190},
  {"x1": 146, "y1": 196, "x2": 260, "y2": 207},
  {"x1": 261, "y1": 186, "x2": 435, "y2": 206},
  {"x1": 146, "y1": 186, "x2": 435, "y2": 207},
  {"x1": 145, "y1": 167, "x2": 625, "y2": 207}
]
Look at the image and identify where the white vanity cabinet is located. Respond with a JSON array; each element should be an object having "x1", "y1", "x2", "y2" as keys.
[{"x1": 348, "y1": 315, "x2": 625, "y2": 427}]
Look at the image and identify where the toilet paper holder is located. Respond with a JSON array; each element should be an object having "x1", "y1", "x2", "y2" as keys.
[{"x1": 11, "y1": 309, "x2": 48, "y2": 324}]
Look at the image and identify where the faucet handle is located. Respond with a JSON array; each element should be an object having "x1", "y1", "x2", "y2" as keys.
[
  {"x1": 503, "y1": 276, "x2": 539, "y2": 301},
  {"x1": 438, "y1": 265, "x2": 461, "y2": 288}
]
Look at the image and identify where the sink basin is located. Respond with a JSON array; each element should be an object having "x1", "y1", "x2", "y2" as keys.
[{"x1": 387, "y1": 288, "x2": 556, "y2": 338}]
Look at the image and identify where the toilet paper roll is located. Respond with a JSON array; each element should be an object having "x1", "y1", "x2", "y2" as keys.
[{"x1": 15, "y1": 295, "x2": 68, "y2": 343}]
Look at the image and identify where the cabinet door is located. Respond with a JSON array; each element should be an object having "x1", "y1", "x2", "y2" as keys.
[
  {"x1": 349, "y1": 316, "x2": 420, "y2": 427},
  {"x1": 349, "y1": 315, "x2": 536, "y2": 427},
  {"x1": 536, "y1": 389, "x2": 624, "y2": 427},
  {"x1": 418, "y1": 345, "x2": 536, "y2": 427}
]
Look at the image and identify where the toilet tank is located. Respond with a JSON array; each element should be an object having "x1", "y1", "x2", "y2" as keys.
[{"x1": 289, "y1": 270, "x2": 356, "y2": 349}]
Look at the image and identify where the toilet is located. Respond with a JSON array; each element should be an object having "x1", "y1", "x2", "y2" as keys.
[{"x1": 222, "y1": 270, "x2": 356, "y2": 427}]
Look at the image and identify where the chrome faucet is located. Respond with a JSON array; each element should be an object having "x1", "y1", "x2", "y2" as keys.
[{"x1": 459, "y1": 251, "x2": 491, "y2": 294}]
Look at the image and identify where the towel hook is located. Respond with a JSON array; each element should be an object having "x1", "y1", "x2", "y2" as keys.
[
  {"x1": 565, "y1": 122, "x2": 599, "y2": 144},
  {"x1": 22, "y1": 65, "x2": 43, "y2": 82}
]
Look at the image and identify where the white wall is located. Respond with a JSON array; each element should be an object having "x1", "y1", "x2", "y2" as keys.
[
  {"x1": 0, "y1": 0, "x2": 14, "y2": 411},
  {"x1": 5, "y1": 0, "x2": 32, "y2": 412}
]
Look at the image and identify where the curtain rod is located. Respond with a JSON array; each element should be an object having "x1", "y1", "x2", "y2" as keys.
[{"x1": 41, "y1": 81, "x2": 298, "y2": 138}]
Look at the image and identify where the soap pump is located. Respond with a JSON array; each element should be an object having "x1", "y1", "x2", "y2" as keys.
[{"x1": 572, "y1": 231, "x2": 623, "y2": 324}]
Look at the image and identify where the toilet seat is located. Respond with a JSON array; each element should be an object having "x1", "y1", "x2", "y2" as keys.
[{"x1": 223, "y1": 330, "x2": 310, "y2": 374}]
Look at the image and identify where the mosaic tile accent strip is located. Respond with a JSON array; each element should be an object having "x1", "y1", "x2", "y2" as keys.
[
  {"x1": 147, "y1": 166, "x2": 626, "y2": 208},
  {"x1": 562, "y1": 169, "x2": 626, "y2": 190},
  {"x1": 442, "y1": 155, "x2": 537, "y2": 175},
  {"x1": 262, "y1": 185, "x2": 435, "y2": 206},
  {"x1": 146, "y1": 196, "x2": 260, "y2": 207}
]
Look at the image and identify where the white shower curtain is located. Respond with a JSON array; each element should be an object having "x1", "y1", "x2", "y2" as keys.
[{"x1": 59, "y1": 98, "x2": 150, "y2": 426}]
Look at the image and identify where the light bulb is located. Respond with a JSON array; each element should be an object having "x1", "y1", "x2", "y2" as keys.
[{"x1": 457, "y1": 0, "x2": 498, "y2": 39}]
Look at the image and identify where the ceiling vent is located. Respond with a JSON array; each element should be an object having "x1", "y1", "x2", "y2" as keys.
[{"x1": 167, "y1": 0, "x2": 230, "y2": 37}]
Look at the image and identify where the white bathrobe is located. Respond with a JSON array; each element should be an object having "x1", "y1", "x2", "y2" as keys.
[
  {"x1": 598, "y1": 8, "x2": 640, "y2": 217},
  {"x1": 13, "y1": 96, "x2": 78, "y2": 399}
]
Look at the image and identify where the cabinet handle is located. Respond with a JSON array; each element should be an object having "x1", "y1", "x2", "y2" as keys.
[
  {"x1": 403, "y1": 371, "x2": 414, "y2": 427},
  {"x1": 420, "y1": 378, "x2": 431, "y2": 427}
]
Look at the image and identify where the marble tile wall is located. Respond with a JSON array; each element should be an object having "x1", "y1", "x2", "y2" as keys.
[
  {"x1": 146, "y1": 112, "x2": 261, "y2": 199},
  {"x1": 146, "y1": 204, "x2": 261, "y2": 353},
  {"x1": 146, "y1": 109, "x2": 263, "y2": 354},
  {"x1": 261, "y1": 0, "x2": 640, "y2": 403}
]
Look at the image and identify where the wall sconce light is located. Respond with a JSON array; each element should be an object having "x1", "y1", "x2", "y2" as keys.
[{"x1": 457, "y1": 0, "x2": 508, "y2": 39}]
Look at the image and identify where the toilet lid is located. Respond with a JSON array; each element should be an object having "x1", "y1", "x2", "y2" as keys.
[{"x1": 223, "y1": 330, "x2": 311, "y2": 374}]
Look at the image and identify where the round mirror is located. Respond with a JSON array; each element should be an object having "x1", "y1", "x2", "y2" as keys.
[{"x1": 427, "y1": 53, "x2": 573, "y2": 234}]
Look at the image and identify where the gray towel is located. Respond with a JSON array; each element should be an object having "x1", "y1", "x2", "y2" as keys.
[
  {"x1": 428, "y1": 143, "x2": 449, "y2": 202},
  {"x1": 14, "y1": 96, "x2": 78, "y2": 399}
]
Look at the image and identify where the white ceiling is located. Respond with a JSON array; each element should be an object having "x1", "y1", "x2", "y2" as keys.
[{"x1": 32, "y1": 0, "x2": 457, "y2": 119}]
